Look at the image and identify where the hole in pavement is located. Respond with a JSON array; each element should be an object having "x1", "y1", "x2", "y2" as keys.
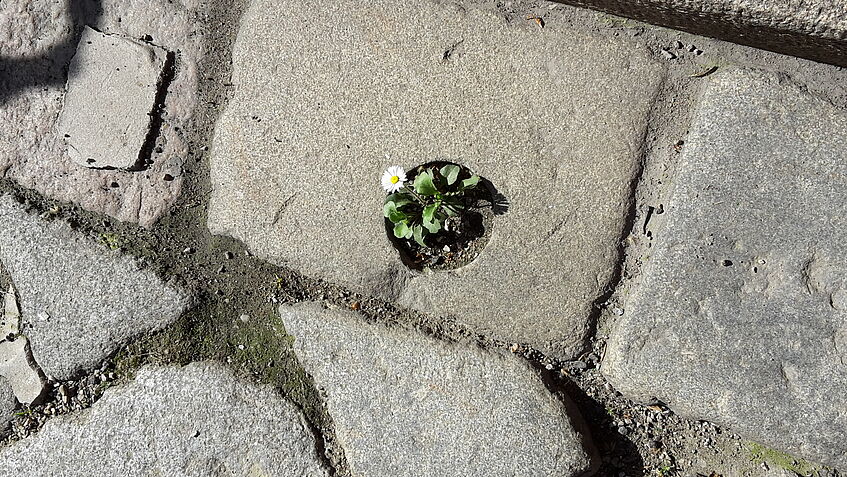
[{"x1": 384, "y1": 160, "x2": 501, "y2": 272}]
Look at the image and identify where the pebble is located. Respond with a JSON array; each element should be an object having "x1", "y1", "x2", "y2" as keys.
[
  {"x1": 568, "y1": 360, "x2": 588, "y2": 370},
  {"x1": 674, "y1": 40, "x2": 684, "y2": 49},
  {"x1": 239, "y1": 314, "x2": 250, "y2": 323},
  {"x1": 182, "y1": 247, "x2": 194, "y2": 254},
  {"x1": 661, "y1": 49, "x2": 676, "y2": 60},
  {"x1": 224, "y1": 251, "x2": 234, "y2": 259},
  {"x1": 613, "y1": 307, "x2": 624, "y2": 316}
]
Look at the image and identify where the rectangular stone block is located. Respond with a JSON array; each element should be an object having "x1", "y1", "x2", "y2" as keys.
[
  {"x1": 603, "y1": 68, "x2": 847, "y2": 468},
  {"x1": 58, "y1": 26, "x2": 166, "y2": 170},
  {"x1": 0, "y1": 0, "x2": 204, "y2": 226},
  {"x1": 208, "y1": 0, "x2": 663, "y2": 359}
]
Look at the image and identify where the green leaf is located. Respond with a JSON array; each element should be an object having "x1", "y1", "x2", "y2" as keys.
[
  {"x1": 383, "y1": 201, "x2": 397, "y2": 219},
  {"x1": 461, "y1": 175, "x2": 480, "y2": 189},
  {"x1": 385, "y1": 193, "x2": 414, "y2": 208},
  {"x1": 422, "y1": 202, "x2": 439, "y2": 224},
  {"x1": 389, "y1": 210, "x2": 407, "y2": 223},
  {"x1": 440, "y1": 165, "x2": 460, "y2": 185},
  {"x1": 383, "y1": 201, "x2": 408, "y2": 223},
  {"x1": 423, "y1": 217, "x2": 441, "y2": 234},
  {"x1": 413, "y1": 225, "x2": 427, "y2": 247},
  {"x1": 413, "y1": 170, "x2": 438, "y2": 196},
  {"x1": 393, "y1": 221, "x2": 410, "y2": 239}
]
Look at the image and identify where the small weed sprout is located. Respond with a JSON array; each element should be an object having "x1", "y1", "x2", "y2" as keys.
[
  {"x1": 98, "y1": 232, "x2": 122, "y2": 250},
  {"x1": 381, "y1": 164, "x2": 480, "y2": 248}
]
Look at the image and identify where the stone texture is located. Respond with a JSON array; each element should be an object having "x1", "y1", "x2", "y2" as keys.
[
  {"x1": 1, "y1": 285, "x2": 20, "y2": 338},
  {"x1": 281, "y1": 302, "x2": 594, "y2": 477},
  {"x1": 556, "y1": 0, "x2": 847, "y2": 67},
  {"x1": 0, "y1": 196, "x2": 190, "y2": 380},
  {"x1": 58, "y1": 26, "x2": 167, "y2": 170},
  {"x1": 0, "y1": 377, "x2": 15, "y2": 433},
  {"x1": 0, "y1": 0, "x2": 204, "y2": 226},
  {"x1": 0, "y1": 362, "x2": 329, "y2": 477},
  {"x1": 603, "y1": 69, "x2": 847, "y2": 468},
  {"x1": 209, "y1": 0, "x2": 662, "y2": 358},
  {"x1": 0, "y1": 337, "x2": 44, "y2": 405}
]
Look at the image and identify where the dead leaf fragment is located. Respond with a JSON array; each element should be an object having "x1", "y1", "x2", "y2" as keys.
[{"x1": 527, "y1": 16, "x2": 544, "y2": 28}]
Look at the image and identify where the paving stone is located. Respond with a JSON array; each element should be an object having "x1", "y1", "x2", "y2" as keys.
[
  {"x1": 0, "y1": 337, "x2": 44, "y2": 406},
  {"x1": 0, "y1": 377, "x2": 15, "y2": 434},
  {"x1": 0, "y1": 0, "x2": 204, "y2": 226},
  {"x1": 281, "y1": 302, "x2": 594, "y2": 476},
  {"x1": 1, "y1": 285, "x2": 20, "y2": 338},
  {"x1": 58, "y1": 26, "x2": 167, "y2": 170},
  {"x1": 209, "y1": 0, "x2": 662, "y2": 359},
  {"x1": 0, "y1": 362, "x2": 329, "y2": 476},
  {"x1": 603, "y1": 69, "x2": 847, "y2": 468},
  {"x1": 551, "y1": 0, "x2": 847, "y2": 67},
  {"x1": 0, "y1": 196, "x2": 190, "y2": 380}
]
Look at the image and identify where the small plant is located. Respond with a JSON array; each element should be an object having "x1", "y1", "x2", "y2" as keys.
[
  {"x1": 98, "y1": 232, "x2": 123, "y2": 250},
  {"x1": 381, "y1": 164, "x2": 480, "y2": 248}
]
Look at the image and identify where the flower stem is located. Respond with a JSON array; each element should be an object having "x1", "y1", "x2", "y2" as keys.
[{"x1": 402, "y1": 185, "x2": 427, "y2": 206}]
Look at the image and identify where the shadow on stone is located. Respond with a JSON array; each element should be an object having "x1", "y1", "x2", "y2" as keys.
[
  {"x1": 0, "y1": 0, "x2": 103, "y2": 105},
  {"x1": 533, "y1": 362, "x2": 644, "y2": 474}
]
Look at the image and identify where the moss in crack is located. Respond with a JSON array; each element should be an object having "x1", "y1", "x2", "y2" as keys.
[
  {"x1": 747, "y1": 442, "x2": 829, "y2": 476},
  {"x1": 106, "y1": 294, "x2": 334, "y2": 433}
]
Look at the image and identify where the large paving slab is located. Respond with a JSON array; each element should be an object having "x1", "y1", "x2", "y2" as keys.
[
  {"x1": 0, "y1": 362, "x2": 330, "y2": 476},
  {"x1": 209, "y1": 0, "x2": 663, "y2": 359},
  {"x1": 281, "y1": 302, "x2": 594, "y2": 476},
  {"x1": 0, "y1": 0, "x2": 204, "y2": 226},
  {"x1": 0, "y1": 196, "x2": 190, "y2": 380},
  {"x1": 603, "y1": 68, "x2": 847, "y2": 468}
]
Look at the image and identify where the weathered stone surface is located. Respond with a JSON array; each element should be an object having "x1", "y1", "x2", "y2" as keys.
[
  {"x1": 0, "y1": 196, "x2": 190, "y2": 380},
  {"x1": 555, "y1": 0, "x2": 847, "y2": 67},
  {"x1": 1, "y1": 285, "x2": 20, "y2": 338},
  {"x1": 0, "y1": 377, "x2": 15, "y2": 433},
  {"x1": 0, "y1": 362, "x2": 329, "y2": 476},
  {"x1": 0, "y1": 337, "x2": 44, "y2": 406},
  {"x1": 58, "y1": 26, "x2": 166, "y2": 170},
  {"x1": 210, "y1": 0, "x2": 662, "y2": 358},
  {"x1": 281, "y1": 302, "x2": 594, "y2": 476},
  {"x1": 0, "y1": 0, "x2": 203, "y2": 226},
  {"x1": 603, "y1": 69, "x2": 847, "y2": 468}
]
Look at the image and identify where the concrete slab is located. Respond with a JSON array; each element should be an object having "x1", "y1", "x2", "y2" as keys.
[
  {"x1": 0, "y1": 196, "x2": 190, "y2": 380},
  {"x1": 282, "y1": 302, "x2": 594, "y2": 477},
  {"x1": 603, "y1": 69, "x2": 847, "y2": 468},
  {"x1": 0, "y1": 0, "x2": 204, "y2": 226},
  {"x1": 0, "y1": 362, "x2": 330, "y2": 476},
  {"x1": 209, "y1": 0, "x2": 663, "y2": 359},
  {"x1": 58, "y1": 26, "x2": 167, "y2": 170}
]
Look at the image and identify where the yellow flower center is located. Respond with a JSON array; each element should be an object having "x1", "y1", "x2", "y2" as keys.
[{"x1": 390, "y1": 175, "x2": 400, "y2": 184}]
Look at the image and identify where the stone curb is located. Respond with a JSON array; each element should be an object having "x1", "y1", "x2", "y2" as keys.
[{"x1": 553, "y1": 0, "x2": 847, "y2": 67}]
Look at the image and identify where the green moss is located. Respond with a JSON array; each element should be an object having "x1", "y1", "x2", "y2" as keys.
[
  {"x1": 98, "y1": 232, "x2": 123, "y2": 250},
  {"x1": 747, "y1": 441, "x2": 828, "y2": 476}
]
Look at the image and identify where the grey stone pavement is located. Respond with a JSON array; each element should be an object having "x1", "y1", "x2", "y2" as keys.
[{"x1": 1, "y1": 0, "x2": 847, "y2": 475}]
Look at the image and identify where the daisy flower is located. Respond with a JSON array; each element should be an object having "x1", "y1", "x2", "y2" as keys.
[{"x1": 381, "y1": 165, "x2": 407, "y2": 193}]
